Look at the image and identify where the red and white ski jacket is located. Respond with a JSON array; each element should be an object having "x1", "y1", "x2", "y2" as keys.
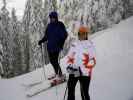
[{"x1": 66, "y1": 40, "x2": 96, "y2": 77}]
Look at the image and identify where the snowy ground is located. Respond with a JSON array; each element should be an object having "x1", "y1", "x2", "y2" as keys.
[{"x1": 1, "y1": 16, "x2": 133, "y2": 100}]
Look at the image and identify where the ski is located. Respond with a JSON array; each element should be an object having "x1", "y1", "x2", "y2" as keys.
[
  {"x1": 22, "y1": 81, "x2": 43, "y2": 88},
  {"x1": 26, "y1": 78, "x2": 67, "y2": 97},
  {"x1": 22, "y1": 74, "x2": 66, "y2": 88}
]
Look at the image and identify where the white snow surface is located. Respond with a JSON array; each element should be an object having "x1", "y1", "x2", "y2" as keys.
[{"x1": 0, "y1": 16, "x2": 133, "y2": 100}]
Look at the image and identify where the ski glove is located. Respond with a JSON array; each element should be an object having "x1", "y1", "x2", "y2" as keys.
[
  {"x1": 38, "y1": 40, "x2": 43, "y2": 46},
  {"x1": 66, "y1": 64, "x2": 80, "y2": 77}
]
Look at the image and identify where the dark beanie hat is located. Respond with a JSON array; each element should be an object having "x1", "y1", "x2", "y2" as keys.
[{"x1": 49, "y1": 11, "x2": 58, "y2": 19}]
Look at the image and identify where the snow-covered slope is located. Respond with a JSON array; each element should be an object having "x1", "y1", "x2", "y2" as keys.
[
  {"x1": 0, "y1": 16, "x2": 133, "y2": 100},
  {"x1": 90, "y1": 16, "x2": 133, "y2": 100}
]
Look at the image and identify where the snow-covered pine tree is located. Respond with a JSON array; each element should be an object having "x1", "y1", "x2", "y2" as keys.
[
  {"x1": 0, "y1": 0, "x2": 14, "y2": 78},
  {"x1": 43, "y1": 0, "x2": 53, "y2": 25},
  {"x1": 22, "y1": 0, "x2": 32, "y2": 72},
  {"x1": 22, "y1": 0, "x2": 52, "y2": 72},
  {"x1": 10, "y1": 8, "x2": 24, "y2": 76},
  {"x1": 45, "y1": 0, "x2": 58, "y2": 11},
  {"x1": 28, "y1": 0, "x2": 45, "y2": 71},
  {"x1": 58, "y1": 0, "x2": 128, "y2": 33},
  {"x1": 52, "y1": 0, "x2": 58, "y2": 11},
  {"x1": 42, "y1": 0, "x2": 58, "y2": 25},
  {"x1": 0, "y1": 41, "x2": 4, "y2": 78},
  {"x1": 122, "y1": 0, "x2": 133, "y2": 18}
]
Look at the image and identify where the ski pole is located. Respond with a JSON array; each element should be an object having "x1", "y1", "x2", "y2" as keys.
[
  {"x1": 55, "y1": 65, "x2": 60, "y2": 100},
  {"x1": 41, "y1": 43, "x2": 47, "y2": 80},
  {"x1": 63, "y1": 82, "x2": 68, "y2": 100}
]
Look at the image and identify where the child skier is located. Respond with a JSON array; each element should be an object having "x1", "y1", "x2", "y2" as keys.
[{"x1": 66, "y1": 26, "x2": 96, "y2": 100}]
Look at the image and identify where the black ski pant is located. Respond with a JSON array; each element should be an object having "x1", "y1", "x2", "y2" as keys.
[
  {"x1": 48, "y1": 51, "x2": 62, "y2": 76},
  {"x1": 67, "y1": 74, "x2": 91, "y2": 100}
]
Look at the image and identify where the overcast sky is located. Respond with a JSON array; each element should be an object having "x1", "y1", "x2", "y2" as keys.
[{"x1": 0, "y1": 0, "x2": 27, "y2": 20}]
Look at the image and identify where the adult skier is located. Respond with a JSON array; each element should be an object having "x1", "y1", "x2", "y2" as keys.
[
  {"x1": 65, "y1": 26, "x2": 96, "y2": 100},
  {"x1": 38, "y1": 11, "x2": 68, "y2": 80}
]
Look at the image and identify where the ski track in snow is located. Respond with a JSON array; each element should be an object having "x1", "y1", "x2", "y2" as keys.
[{"x1": 0, "y1": 17, "x2": 133, "y2": 100}]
